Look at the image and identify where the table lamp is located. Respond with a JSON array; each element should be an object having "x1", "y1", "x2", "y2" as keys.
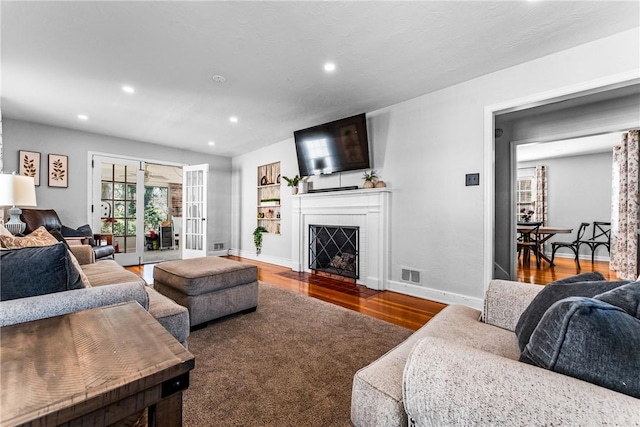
[{"x1": 0, "y1": 173, "x2": 38, "y2": 235}]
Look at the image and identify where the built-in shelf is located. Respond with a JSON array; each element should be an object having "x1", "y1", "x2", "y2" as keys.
[{"x1": 257, "y1": 161, "x2": 281, "y2": 235}]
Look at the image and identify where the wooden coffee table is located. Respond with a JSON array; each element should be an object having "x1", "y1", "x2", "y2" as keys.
[{"x1": 1, "y1": 301, "x2": 195, "y2": 426}]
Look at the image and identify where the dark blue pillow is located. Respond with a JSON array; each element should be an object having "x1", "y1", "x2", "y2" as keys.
[
  {"x1": 514, "y1": 272, "x2": 629, "y2": 351},
  {"x1": 520, "y1": 297, "x2": 640, "y2": 398},
  {"x1": 0, "y1": 243, "x2": 86, "y2": 301},
  {"x1": 595, "y1": 281, "x2": 640, "y2": 319}
]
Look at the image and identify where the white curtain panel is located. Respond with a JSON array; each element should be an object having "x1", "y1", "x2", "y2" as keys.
[
  {"x1": 535, "y1": 165, "x2": 548, "y2": 226},
  {"x1": 610, "y1": 130, "x2": 639, "y2": 280}
]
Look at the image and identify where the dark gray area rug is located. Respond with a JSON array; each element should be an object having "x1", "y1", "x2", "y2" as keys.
[{"x1": 183, "y1": 282, "x2": 412, "y2": 427}]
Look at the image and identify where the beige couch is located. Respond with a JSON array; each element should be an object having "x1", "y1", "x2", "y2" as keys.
[
  {"x1": 0, "y1": 245, "x2": 190, "y2": 346},
  {"x1": 351, "y1": 279, "x2": 640, "y2": 426}
]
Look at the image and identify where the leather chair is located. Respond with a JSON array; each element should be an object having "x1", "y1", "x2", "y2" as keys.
[{"x1": 20, "y1": 209, "x2": 115, "y2": 260}]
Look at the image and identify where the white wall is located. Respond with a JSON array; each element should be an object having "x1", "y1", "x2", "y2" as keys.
[
  {"x1": 235, "y1": 27, "x2": 639, "y2": 306},
  {"x1": 3, "y1": 119, "x2": 233, "y2": 251},
  {"x1": 519, "y1": 152, "x2": 613, "y2": 260}
]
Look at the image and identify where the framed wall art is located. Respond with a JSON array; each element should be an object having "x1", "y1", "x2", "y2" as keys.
[
  {"x1": 19, "y1": 150, "x2": 41, "y2": 186},
  {"x1": 48, "y1": 154, "x2": 68, "y2": 188}
]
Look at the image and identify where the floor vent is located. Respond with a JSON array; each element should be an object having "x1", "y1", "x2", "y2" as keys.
[
  {"x1": 401, "y1": 268, "x2": 421, "y2": 284},
  {"x1": 214, "y1": 243, "x2": 224, "y2": 250}
]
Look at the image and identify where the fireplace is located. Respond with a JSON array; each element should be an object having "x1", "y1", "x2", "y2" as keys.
[
  {"x1": 291, "y1": 188, "x2": 390, "y2": 290},
  {"x1": 309, "y1": 225, "x2": 359, "y2": 279}
]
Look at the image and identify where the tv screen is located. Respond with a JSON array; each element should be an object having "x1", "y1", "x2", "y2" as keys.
[{"x1": 294, "y1": 113, "x2": 370, "y2": 176}]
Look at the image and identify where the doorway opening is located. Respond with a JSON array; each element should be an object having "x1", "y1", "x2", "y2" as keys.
[{"x1": 142, "y1": 163, "x2": 183, "y2": 264}]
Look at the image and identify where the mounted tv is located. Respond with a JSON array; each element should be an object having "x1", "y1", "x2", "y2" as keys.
[{"x1": 294, "y1": 113, "x2": 370, "y2": 176}]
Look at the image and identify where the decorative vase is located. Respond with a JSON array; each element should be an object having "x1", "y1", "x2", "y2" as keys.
[
  {"x1": 291, "y1": 187, "x2": 298, "y2": 195},
  {"x1": 363, "y1": 181, "x2": 375, "y2": 189},
  {"x1": 375, "y1": 180, "x2": 386, "y2": 188}
]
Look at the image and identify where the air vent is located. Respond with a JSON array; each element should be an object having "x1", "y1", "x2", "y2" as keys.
[
  {"x1": 401, "y1": 267, "x2": 422, "y2": 284},
  {"x1": 214, "y1": 243, "x2": 224, "y2": 250}
]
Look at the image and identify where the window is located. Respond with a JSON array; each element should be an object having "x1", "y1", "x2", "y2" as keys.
[
  {"x1": 516, "y1": 168, "x2": 536, "y2": 221},
  {"x1": 144, "y1": 186, "x2": 169, "y2": 233}
]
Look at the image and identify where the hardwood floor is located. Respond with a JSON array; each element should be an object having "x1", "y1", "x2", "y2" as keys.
[
  {"x1": 126, "y1": 257, "x2": 446, "y2": 331},
  {"x1": 516, "y1": 255, "x2": 615, "y2": 284},
  {"x1": 125, "y1": 254, "x2": 615, "y2": 332}
]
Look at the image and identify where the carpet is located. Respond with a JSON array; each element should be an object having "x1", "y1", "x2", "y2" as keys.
[{"x1": 183, "y1": 282, "x2": 413, "y2": 427}]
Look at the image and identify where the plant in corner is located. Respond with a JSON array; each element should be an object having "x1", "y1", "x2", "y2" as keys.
[
  {"x1": 253, "y1": 226, "x2": 268, "y2": 255},
  {"x1": 282, "y1": 175, "x2": 301, "y2": 194},
  {"x1": 362, "y1": 170, "x2": 378, "y2": 188}
]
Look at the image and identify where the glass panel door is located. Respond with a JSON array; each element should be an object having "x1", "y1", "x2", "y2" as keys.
[
  {"x1": 182, "y1": 164, "x2": 208, "y2": 258},
  {"x1": 92, "y1": 156, "x2": 144, "y2": 266}
]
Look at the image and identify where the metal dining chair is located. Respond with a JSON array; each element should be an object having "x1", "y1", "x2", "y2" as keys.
[
  {"x1": 517, "y1": 221, "x2": 543, "y2": 267},
  {"x1": 550, "y1": 222, "x2": 590, "y2": 270},
  {"x1": 579, "y1": 221, "x2": 611, "y2": 264}
]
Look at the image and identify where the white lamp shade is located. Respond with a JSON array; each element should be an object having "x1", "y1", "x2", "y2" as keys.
[{"x1": 0, "y1": 174, "x2": 38, "y2": 207}]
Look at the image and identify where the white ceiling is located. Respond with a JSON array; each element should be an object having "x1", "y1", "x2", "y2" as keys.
[
  {"x1": 517, "y1": 132, "x2": 621, "y2": 163},
  {"x1": 2, "y1": 1, "x2": 638, "y2": 157}
]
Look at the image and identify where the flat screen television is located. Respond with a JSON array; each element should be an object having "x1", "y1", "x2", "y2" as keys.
[{"x1": 294, "y1": 113, "x2": 370, "y2": 176}]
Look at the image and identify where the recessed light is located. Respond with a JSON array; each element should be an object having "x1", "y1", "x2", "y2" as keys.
[
  {"x1": 324, "y1": 62, "x2": 336, "y2": 72},
  {"x1": 229, "y1": 116, "x2": 239, "y2": 123},
  {"x1": 212, "y1": 75, "x2": 227, "y2": 83},
  {"x1": 77, "y1": 114, "x2": 88, "y2": 120},
  {"x1": 208, "y1": 141, "x2": 215, "y2": 146},
  {"x1": 122, "y1": 85, "x2": 135, "y2": 94}
]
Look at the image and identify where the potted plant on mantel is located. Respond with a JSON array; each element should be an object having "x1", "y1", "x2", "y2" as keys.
[
  {"x1": 362, "y1": 170, "x2": 386, "y2": 189},
  {"x1": 282, "y1": 175, "x2": 301, "y2": 194}
]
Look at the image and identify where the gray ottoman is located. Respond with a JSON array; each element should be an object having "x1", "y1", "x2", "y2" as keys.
[{"x1": 153, "y1": 257, "x2": 258, "y2": 327}]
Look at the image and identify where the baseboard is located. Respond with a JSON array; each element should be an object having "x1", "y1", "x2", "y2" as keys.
[
  {"x1": 545, "y1": 251, "x2": 610, "y2": 262},
  {"x1": 208, "y1": 249, "x2": 230, "y2": 257},
  {"x1": 387, "y1": 280, "x2": 484, "y2": 310},
  {"x1": 228, "y1": 248, "x2": 292, "y2": 268}
]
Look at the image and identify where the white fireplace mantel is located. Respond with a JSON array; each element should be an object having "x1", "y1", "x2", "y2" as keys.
[{"x1": 291, "y1": 188, "x2": 391, "y2": 290}]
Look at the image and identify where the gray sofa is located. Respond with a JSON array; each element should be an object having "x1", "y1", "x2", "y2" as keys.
[
  {"x1": 0, "y1": 245, "x2": 190, "y2": 347},
  {"x1": 351, "y1": 279, "x2": 640, "y2": 426}
]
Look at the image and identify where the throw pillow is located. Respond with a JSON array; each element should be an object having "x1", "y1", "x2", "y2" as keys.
[
  {"x1": 0, "y1": 222, "x2": 12, "y2": 237},
  {"x1": 0, "y1": 243, "x2": 87, "y2": 301},
  {"x1": 595, "y1": 281, "x2": 640, "y2": 319},
  {"x1": 47, "y1": 228, "x2": 72, "y2": 250},
  {"x1": 0, "y1": 226, "x2": 59, "y2": 249},
  {"x1": 520, "y1": 297, "x2": 640, "y2": 399},
  {"x1": 67, "y1": 249, "x2": 92, "y2": 288},
  {"x1": 514, "y1": 271, "x2": 627, "y2": 351},
  {"x1": 62, "y1": 224, "x2": 96, "y2": 246}
]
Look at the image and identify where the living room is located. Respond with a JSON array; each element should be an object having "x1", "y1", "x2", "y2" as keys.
[{"x1": 1, "y1": 2, "x2": 639, "y2": 426}]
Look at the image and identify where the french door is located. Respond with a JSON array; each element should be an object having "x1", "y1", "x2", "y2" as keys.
[
  {"x1": 182, "y1": 164, "x2": 208, "y2": 259},
  {"x1": 92, "y1": 155, "x2": 144, "y2": 266}
]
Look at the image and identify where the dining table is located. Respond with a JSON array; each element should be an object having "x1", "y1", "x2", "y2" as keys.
[{"x1": 517, "y1": 225, "x2": 573, "y2": 266}]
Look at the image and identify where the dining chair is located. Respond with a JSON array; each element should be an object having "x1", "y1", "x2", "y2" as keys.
[
  {"x1": 579, "y1": 221, "x2": 611, "y2": 264},
  {"x1": 517, "y1": 221, "x2": 543, "y2": 267},
  {"x1": 550, "y1": 222, "x2": 590, "y2": 269}
]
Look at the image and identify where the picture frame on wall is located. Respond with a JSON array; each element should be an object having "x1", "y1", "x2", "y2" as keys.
[
  {"x1": 19, "y1": 150, "x2": 41, "y2": 186},
  {"x1": 48, "y1": 154, "x2": 68, "y2": 188}
]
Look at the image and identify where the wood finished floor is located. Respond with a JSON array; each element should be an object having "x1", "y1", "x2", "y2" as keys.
[{"x1": 125, "y1": 255, "x2": 614, "y2": 332}]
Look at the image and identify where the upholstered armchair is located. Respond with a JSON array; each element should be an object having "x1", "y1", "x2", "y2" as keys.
[{"x1": 20, "y1": 209, "x2": 115, "y2": 260}]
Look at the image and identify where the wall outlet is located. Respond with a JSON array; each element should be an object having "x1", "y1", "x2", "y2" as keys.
[{"x1": 465, "y1": 173, "x2": 480, "y2": 186}]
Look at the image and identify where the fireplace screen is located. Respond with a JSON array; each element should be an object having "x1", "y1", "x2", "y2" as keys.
[{"x1": 309, "y1": 225, "x2": 359, "y2": 279}]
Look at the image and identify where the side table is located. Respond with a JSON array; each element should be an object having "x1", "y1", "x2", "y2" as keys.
[{"x1": 1, "y1": 301, "x2": 194, "y2": 426}]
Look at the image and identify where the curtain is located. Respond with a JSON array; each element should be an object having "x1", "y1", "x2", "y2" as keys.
[
  {"x1": 610, "y1": 130, "x2": 639, "y2": 280},
  {"x1": 535, "y1": 165, "x2": 548, "y2": 226}
]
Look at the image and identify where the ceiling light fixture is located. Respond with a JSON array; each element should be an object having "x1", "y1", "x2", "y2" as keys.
[
  {"x1": 122, "y1": 85, "x2": 135, "y2": 94},
  {"x1": 324, "y1": 62, "x2": 336, "y2": 72},
  {"x1": 212, "y1": 75, "x2": 227, "y2": 83},
  {"x1": 229, "y1": 116, "x2": 239, "y2": 123},
  {"x1": 208, "y1": 141, "x2": 215, "y2": 146},
  {"x1": 77, "y1": 114, "x2": 88, "y2": 120}
]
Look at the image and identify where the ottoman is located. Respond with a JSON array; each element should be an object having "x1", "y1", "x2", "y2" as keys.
[{"x1": 153, "y1": 257, "x2": 258, "y2": 327}]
